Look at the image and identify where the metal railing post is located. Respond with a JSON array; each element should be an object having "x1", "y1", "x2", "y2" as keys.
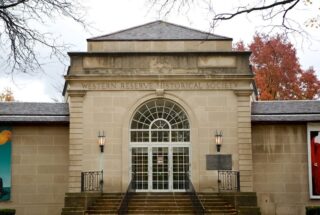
[
  {"x1": 218, "y1": 170, "x2": 240, "y2": 192},
  {"x1": 81, "y1": 172, "x2": 84, "y2": 192},
  {"x1": 81, "y1": 171, "x2": 104, "y2": 192},
  {"x1": 100, "y1": 170, "x2": 104, "y2": 193},
  {"x1": 237, "y1": 171, "x2": 240, "y2": 192}
]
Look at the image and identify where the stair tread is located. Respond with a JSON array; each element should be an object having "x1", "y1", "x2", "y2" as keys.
[{"x1": 84, "y1": 192, "x2": 238, "y2": 215}]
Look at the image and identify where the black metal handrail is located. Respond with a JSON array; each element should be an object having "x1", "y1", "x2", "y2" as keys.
[
  {"x1": 218, "y1": 170, "x2": 240, "y2": 192},
  {"x1": 81, "y1": 170, "x2": 103, "y2": 192},
  {"x1": 185, "y1": 172, "x2": 206, "y2": 215},
  {"x1": 117, "y1": 173, "x2": 136, "y2": 215}
]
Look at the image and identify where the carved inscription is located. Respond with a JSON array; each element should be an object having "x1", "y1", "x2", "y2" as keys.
[{"x1": 80, "y1": 81, "x2": 238, "y2": 91}]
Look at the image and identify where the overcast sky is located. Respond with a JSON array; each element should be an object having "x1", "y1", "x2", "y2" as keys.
[{"x1": 0, "y1": 0, "x2": 319, "y2": 102}]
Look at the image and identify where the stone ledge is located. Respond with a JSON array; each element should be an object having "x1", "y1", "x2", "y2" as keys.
[
  {"x1": 61, "y1": 192, "x2": 104, "y2": 215},
  {"x1": 219, "y1": 192, "x2": 261, "y2": 215},
  {"x1": 238, "y1": 206, "x2": 261, "y2": 215}
]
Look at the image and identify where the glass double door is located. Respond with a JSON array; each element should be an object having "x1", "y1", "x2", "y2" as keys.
[{"x1": 131, "y1": 146, "x2": 189, "y2": 192}]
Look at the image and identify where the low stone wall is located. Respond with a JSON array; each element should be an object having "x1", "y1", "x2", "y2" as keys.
[
  {"x1": 219, "y1": 192, "x2": 261, "y2": 215},
  {"x1": 61, "y1": 192, "x2": 102, "y2": 215}
]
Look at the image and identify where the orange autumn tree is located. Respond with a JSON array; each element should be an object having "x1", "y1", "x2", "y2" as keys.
[
  {"x1": 234, "y1": 34, "x2": 320, "y2": 100},
  {"x1": 0, "y1": 88, "x2": 14, "y2": 102}
]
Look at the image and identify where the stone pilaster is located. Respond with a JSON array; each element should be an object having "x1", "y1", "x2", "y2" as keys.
[
  {"x1": 67, "y1": 90, "x2": 86, "y2": 192},
  {"x1": 235, "y1": 90, "x2": 253, "y2": 192}
]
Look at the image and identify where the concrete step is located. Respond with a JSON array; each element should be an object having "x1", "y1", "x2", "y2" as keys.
[
  {"x1": 129, "y1": 198, "x2": 191, "y2": 202},
  {"x1": 130, "y1": 196, "x2": 189, "y2": 200},
  {"x1": 93, "y1": 200, "x2": 121, "y2": 203},
  {"x1": 62, "y1": 192, "x2": 264, "y2": 215},
  {"x1": 128, "y1": 202, "x2": 194, "y2": 206},
  {"x1": 85, "y1": 192, "x2": 239, "y2": 215},
  {"x1": 88, "y1": 206, "x2": 118, "y2": 210},
  {"x1": 128, "y1": 204, "x2": 192, "y2": 208},
  {"x1": 127, "y1": 209, "x2": 196, "y2": 214},
  {"x1": 86, "y1": 210, "x2": 117, "y2": 215},
  {"x1": 206, "y1": 211, "x2": 237, "y2": 215},
  {"x1": 93, "y1": 201, "x2": 121, "y2": 205},
  {"x1": 84, "y1": 194, "x2": 121, "y2": 215},
  {"x1": 133, "y1": 192, "x2": 189, "y2": 195}
]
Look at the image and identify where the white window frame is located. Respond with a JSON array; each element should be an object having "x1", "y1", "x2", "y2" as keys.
[{"x1": 129, "y1": 99, "x2": 191, "y2": 192}]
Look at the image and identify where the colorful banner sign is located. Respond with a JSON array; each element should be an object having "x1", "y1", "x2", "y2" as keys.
[
  {"x1": 308, "y1": 126, "x2": 320, "y2": 199},
  {"x1": 0, "y1": 127, "x2": 12, "y2": 201}
]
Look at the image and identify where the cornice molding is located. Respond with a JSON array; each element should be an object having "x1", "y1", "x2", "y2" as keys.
[
  {"x1": 234, "y1": 89, "x2": 253, "y2": 97},
  {"x1": 67, "y1": 90, "x2": 86, "y2": 97}
]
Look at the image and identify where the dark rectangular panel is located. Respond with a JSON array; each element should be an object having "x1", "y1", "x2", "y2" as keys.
[{"x1": 206, "y1": 154, "x2": 232, "y2": 170}]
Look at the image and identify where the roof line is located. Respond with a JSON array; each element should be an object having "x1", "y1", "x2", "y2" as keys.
[
  {"x1": 88, "y1": 39, "x2": 232, "y2": 41},
  {"x1": 0, "y1": 114, "x2": 69, "y2": 117},
  {"x1": 87, "y1": 20, "x2": 232, "y2": 41},
  {"x1": 150, "y1": 20, "x2": 231, "y2": 40},
  {"x1": 0, "y1": 115, "x2": 69, "y2": 118},
  {"x1": 252, "y1": 100, "x2": 320, "y2": 103},
  {"x1": 0, "y1": 102, "x2": 67, "y2": 104},
  {"x1": 251, "y1": 113, "x2": 320, "y2": 116},
  {"x1": 68, "y1": 51, "x2": 251, "y2": 56},
  {"x1": 88, "y1": 20, "x2": 162, "y2": 41}
]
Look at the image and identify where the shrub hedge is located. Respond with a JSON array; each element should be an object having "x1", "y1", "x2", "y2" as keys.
[
  {"x1": 0, "y1": 209, "x2": 15, "y2": 215},
  {"x1": 306, "y1": 206, "x2": 320, "y2": 215}
]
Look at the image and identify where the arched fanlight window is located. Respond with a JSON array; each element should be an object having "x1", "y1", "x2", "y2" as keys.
[{"x1": 130, "y1": 99, "x2": 190, "y2": 143}]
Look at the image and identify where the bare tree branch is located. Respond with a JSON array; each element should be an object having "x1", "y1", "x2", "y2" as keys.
[
  {"x1": 281, "y1": 0, "x2": 300, "y2": 29},
  {"x1": 0, "y1": 0, "x2": 86, "y2": 74},
  {"x1": 148, "y1": 0, "x2": 194, "y2": 17},
  {"x1": 213, "y1": 0, "x2": 299, "y2": 21},
  {"x1": 0, "y1": 0, "x2": 28, "y2": 10},
  {"x1": 147, "y1": 0, "x2": 317, "y2": 36}
]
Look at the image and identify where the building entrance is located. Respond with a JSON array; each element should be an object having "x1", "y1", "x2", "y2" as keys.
[
  {"x1": 131, "y1": 146, "x2": 189, "y2": 192},
  {"x1": 130, "y1": 99, "x2": 190, "y2": 192}
]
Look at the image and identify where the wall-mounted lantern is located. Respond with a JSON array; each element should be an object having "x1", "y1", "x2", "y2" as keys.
[
  {"x1": 215, "y1": 130, "x2": 223, "y2": 152},
  {"x1": 98, "y1": 131, "x2": 106, "y2": 153}
]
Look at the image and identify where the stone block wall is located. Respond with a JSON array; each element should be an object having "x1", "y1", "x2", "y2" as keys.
[
  {"x1": 87, "y1": 40, "x2": 232, "y2": 52},
  {"x1": 0, "y1": 125, "x2": 69, "y2": 215},
  {"x1": 66, "y1": 52, "x2": 253, "y2": 192},
  {"x1": 252, "y1": 124, "x2": 320, "y2": 215},
  {"x1": 78, "y1": 89, "x2": 240, "y2": 192}
]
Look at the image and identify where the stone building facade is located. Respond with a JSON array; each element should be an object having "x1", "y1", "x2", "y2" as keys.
[{"x1": 0, "y1": 21, "x2": 320, "y2": 215}]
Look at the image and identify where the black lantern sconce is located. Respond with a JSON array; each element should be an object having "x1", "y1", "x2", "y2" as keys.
[
  {"x1": 98, "y1": 131, "x2": 106, "y2": 153},
  {"x1": 215, "y1": 130, "x2": 223, "y2": 152}
]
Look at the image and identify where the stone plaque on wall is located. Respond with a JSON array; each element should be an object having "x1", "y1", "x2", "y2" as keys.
[{"x1": 206, "y1": 154, "x2": 232, "y2": 170}]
